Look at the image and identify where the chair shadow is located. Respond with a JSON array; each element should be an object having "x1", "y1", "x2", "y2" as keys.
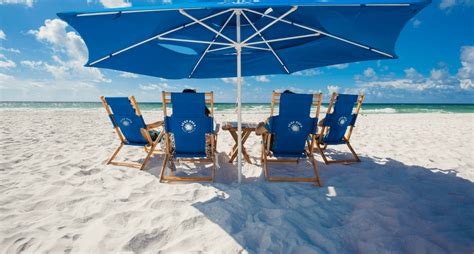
[{"x1": 189, "y1": 155, "x2": 474, "y2": 253}]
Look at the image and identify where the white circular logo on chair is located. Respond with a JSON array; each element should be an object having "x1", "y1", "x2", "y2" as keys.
[
  {"x1": 338, "y1": 116, "x2": 347, "y2": 126},
  {"x1": 120, "y1": 118, "x2": 132, "y2": 127},
  {"x1": 288, "y1": 121, "x2": 303, "y2": 133},
  {"x1": 181, "y1": 120, "x2": 196, "y2": 133}
]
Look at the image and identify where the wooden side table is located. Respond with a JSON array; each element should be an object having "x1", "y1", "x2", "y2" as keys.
[{"x1": 222, "y1": 122, "x2": 257, "y2": 164}]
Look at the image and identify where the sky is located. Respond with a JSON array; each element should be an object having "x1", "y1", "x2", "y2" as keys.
[{"x1": 0, "y1": 0, "x2": 473, "y2": 103}]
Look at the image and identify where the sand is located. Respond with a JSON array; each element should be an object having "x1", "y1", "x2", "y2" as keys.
[{"x1": 0, "y1": 109, "x2": 473, "y2": 253}]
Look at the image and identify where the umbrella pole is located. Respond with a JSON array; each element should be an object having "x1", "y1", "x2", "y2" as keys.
[{"x1": 236, "y1": 9, "x2": 242, "y2": 184}]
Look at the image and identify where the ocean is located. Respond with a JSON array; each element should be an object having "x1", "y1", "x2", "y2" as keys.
[{"x1": 1, "y1": 101, "x2": 473, "y2": 114}]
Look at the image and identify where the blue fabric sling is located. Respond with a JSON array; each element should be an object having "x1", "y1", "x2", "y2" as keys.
[
  {"x1": 322, "y1": 94, "x2": 359, "y2": 144},
  {"x1": 105, "y1": 97, "x2": 150, "y2": 146},
  {"x1": 164, "y1": 93, "x2": 214, "y2": 158},
  {"x1": 268, "y1": 93, "x2": 317, "y2": 158}
]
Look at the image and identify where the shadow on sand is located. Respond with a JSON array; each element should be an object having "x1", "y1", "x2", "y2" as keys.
[{"x1": 182, "y1": 152, "x2": 474, "y2": 253}]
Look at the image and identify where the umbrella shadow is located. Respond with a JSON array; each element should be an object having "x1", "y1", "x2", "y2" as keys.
[
  {"x1": 146, "y1": 152, "x2": 237, "y2": 182},
  {"x1": 191, "y1": 155, "x2": 474, "y2": 253}
]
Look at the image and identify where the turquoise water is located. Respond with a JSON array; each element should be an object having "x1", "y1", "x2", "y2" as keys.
[{"x1": 1, "y1": 101, "x2": 473, "y2": 113}]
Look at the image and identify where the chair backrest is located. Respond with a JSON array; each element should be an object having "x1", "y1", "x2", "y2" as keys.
[
  {"x1": 101, "y1": 96, "x2": 149, "y2": 146},
  {"x1": 163, "y1": 92, "x2": 214, "y2": 156},
  {"x1": 268, "y1": 92, "x2": 321, "y2": 156},
  {"x1": 321, "y1": 93, "x2": 364, "y2": 144}
]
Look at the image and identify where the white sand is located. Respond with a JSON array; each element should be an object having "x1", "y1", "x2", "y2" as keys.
[{"x1": 1, "y1": 109, "x2": 473, "y2": 253}]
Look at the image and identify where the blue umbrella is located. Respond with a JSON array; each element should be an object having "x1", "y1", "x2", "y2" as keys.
[{"x1": 58, "y1": 0, "x2": 430, "y2": 182}]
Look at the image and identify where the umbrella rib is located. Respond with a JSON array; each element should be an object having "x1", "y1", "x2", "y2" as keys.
[
  {"x1": 241, "y1": 10, "x2": 289, "y2": 74},
  {"x1": 206, "y1": 44, "x2": 271, "y2": 53},
  {"x1": 158, "y1": 37, "x2": 231, "y2": 46},
  {"x1": 76, "y1": 8, "x2": 205, "y2": 17},
  {"x1": 189, "y1": 10, "x2": 235, "y2": 78},
  {"x1": 245, "y1": 34, "x2": 320, "y2": 45},
  {"x1": 88, "y1": 8, "x2": 233, "y2": 66},
  {"x1": 242, "y1": 45, "x2": 272, "y2": 51},
  {"x1": 242, "y1": 6, "x2": 297, "y2": 45},
  {"x1": 180, "y1": 9, "x2": 236, "y2": 45},
  {"x1": 244, "y1": 8, "x2": 394, "y2": 58},
  {"x1": 207, "y1": 45, "x2": 235, "y2": 53}
]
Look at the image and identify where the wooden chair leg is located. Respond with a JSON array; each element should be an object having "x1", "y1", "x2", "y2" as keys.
[
  {"x1": 316, "y1": 140, "x2": 360, "y2": 164},
  {"x1": 315, "y1": 142, "x2": 330, "y2": 165},
  {"x1": 159, "y1": 153, "x2": 169, "y2": 182},
  {"x1": 308, "y1": 154, "x2": 322, "y2": 187},
  {"x1": 263, "y1": 150, "x2": 269, "y2": 180},
  {"x1": 306, "y1": 138, "x2": 311, "y2": 151},
  {"x1": 346, "y1": 141, "x2": 361, "y2": 162},
  {"x1": 140, "y1": 142, "x2": 158, "y2": 170},
  {"x1": 169, "y1": 155, "x2": 176, "y2": 172},
  {"x1": 107, "y1": 143, "x2": 124, "y2": 164}
]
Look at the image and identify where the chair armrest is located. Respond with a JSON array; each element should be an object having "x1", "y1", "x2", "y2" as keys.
[{"x1": 146, "y1": 121, "x2": 164, "y2": 129}]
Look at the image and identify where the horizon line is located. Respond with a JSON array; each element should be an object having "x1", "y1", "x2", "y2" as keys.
[{"x1": 1, "y1": 100, "x2": 474, "y2": 105}]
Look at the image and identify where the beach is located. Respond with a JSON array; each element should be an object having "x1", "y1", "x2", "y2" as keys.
[{"x1": 0, "y1": 108, "x2": 473, "y2": 253}]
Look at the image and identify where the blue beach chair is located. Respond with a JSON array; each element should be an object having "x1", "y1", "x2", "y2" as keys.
[
  {"x1": 315, "y1": 93, "x2": 364, "y2": 164},
  {"x1": 261, "y1": 92, "x2": 322, "y2": 186},
  {"x1": 159, "y1": 91, "x2": 218, "y2": 182},
  {"x1": 100, "y1": 96, "x2": 164, "y2": 170}
]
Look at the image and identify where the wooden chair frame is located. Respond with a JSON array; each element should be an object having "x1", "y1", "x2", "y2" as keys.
[
  {"x1": 261, "y1": 92, "x2": 323, "y2": 186},
  {"x1": 314, "y1": 92, "x2": 364, "y2": 164},
  {"x1": 159, "y1": 91, "x2": 218, "y2": 182},
  {"x1": 100, "y1": 96, "x2": 164, "y2": 170}
]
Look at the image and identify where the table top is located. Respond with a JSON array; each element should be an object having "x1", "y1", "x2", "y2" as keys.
[{"x1": 221, "y1": 121, "x2": 258, "y2": 131}]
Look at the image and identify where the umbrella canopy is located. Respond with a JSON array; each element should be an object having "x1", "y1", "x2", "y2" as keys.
[
  {"x1": 58, "y1": 0, "x2": 429, "y2": 183},
  {"x1": 58, "y1": 0, "x2": 429, "y2": 79}
]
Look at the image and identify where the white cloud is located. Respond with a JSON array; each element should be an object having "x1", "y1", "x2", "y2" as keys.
[
  {"x1": 412, "y1": 19, "x2": 422, "y2": 28},
  {"x1": 0, "y1": 30, "x2": 5, "y2": 40},
  {"x1": 361, "y1": 79, "x2": 445, "y2": 92},
  {"x1": 460, "y1": 79, "x2": 473, "y2": 90},
  {"x1": 353, "y1": 62, "x2": 467, "y2": 100},
  {"x1": 0, "y1": 73, "x2": 103, "y2": 101},
  {"x1": 0, "y1": 59, "x2": 16, "y2": 68},
  {"x1": 221, "y1": 77, "x2": 246, "y2": 85},
  {"x1": 120, "y1": 72, "x2": 139, "y2": 78},
  {"x1": 87, "y1": 0, "x2": 131, "y2": 8},
  {"x1": 255, "y1": 75, "x2": 270, "y2": 83},
  {"x1": 403, "y1": 68, "x2": 426, "y2": 85},
  {"x1": 363, "y1": 67, "x2": 376, "y2": 78},
  {"x1": 439, "y1": 0, "x2": 473, "y2": 9},
  {"x1": 102, "y1": 0, "x2": 131, "y2": 8},
  {"x1": 139, "y1": 82, "x2": 172, "y2": 91},
  {"x1": 21, "y1": 60, "x2": 44, "y2": 69},
  {"x1": 28, "y1": 19, "x2": 110, "y2": 83},
  {"x1": 0, "y1": 0, "x2": 33, "y2": 7},
  {"x1": 221, "y1": 77, "x2": 236, "y2": 84},
  {"x1": 457, "y1": 46, "x2": 474, "y2": 79},
  {"x1": 327, "y1": 63, "x2": 349, "y2": 70},
  {"x1": 430, "y1": 68, "x2": 450, "y2": 80},
  {"x1": 292, "y1": 69, "x2": 322, "y2": 76},
  {"x1": 0, "y1": 54, "x2": 16, "y2": 68},
  {"x1": 327, "y1": 85, "x2": 340, "y2": 94},
  {"x1": 457, "y1": 46, "x2": 474, "y2": 90},
  {"x1": 440, "y1": 0, "x2": 456, "y2": 8},
  {"x1": 350, "y1": 48, "x2": 474, "y2": 100},
  {"x1": 0, "y1": 47, "x2": 21, "y2": 53}
]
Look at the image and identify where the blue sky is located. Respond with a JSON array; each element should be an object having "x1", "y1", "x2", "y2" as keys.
[{"x1": 0, "y1": 0, "x2": 473, "y2": 103}]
